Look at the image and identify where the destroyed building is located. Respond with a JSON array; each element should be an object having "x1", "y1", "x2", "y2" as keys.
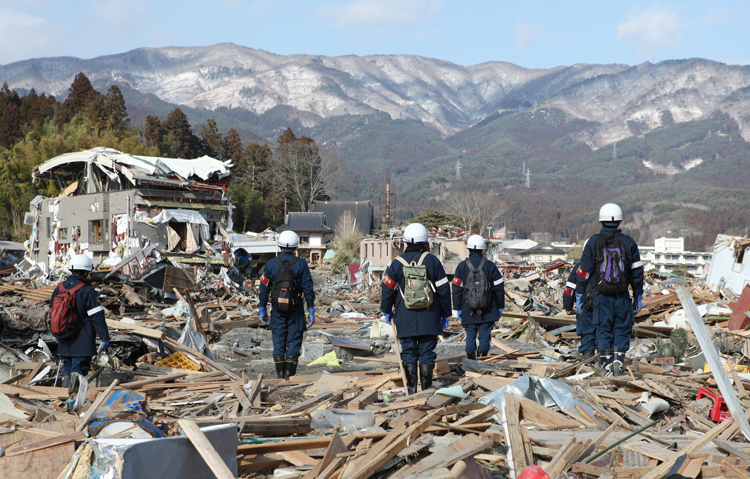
[{"x1": 25, "y1": 147, "x2": 232, "y2": 273}]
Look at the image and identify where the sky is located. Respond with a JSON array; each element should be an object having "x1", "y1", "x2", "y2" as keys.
[{"x1": 1, "y1": 1, "x2": 748, "y2": 68}]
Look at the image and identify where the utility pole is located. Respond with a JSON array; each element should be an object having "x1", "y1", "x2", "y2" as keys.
[{"x1": 525, "y1": 169, "x2": 530, "y2": 188}]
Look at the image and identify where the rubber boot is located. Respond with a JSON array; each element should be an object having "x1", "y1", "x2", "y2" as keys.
[
  {"x1": 599, "y1": 350, "x2": 613, "y2": 376},
  {"x1": 612, "y1": 350, "x2": 626, "y2": 377},
  {"x1": 477, "y1": 350, "x2": 489, "y2": 359},
  {"x1": 274, "y1": 356, "x2": 286, "y2": 380},
  {"x1": 419, "y1": 363, "x2": 434, "y2": 391},
  {"x1": 466, "y1": 351, "x2": 477, "y2": 360},
  {"x1": 581, "y1": 350, "x2": 595, "y2": 361},
  {"x1": 61, "y1": 373, "x2": 71, "y2": 388},
  {"x1": 285, "y1": 356, "x2": 299, "y2": 381},
  {"x1": 404, "y1": 363, "x2": 418, "y2": 395}
]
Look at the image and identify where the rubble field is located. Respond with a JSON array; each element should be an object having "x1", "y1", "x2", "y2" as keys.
[{"x1": 3, "y1": 257, "x2": 750, "y2": 479}]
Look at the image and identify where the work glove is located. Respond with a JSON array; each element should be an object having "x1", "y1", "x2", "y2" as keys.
[
  {"x1": 384, "y1": 312, "x2": 393, "y2": 325},
  {"x1": 441, "y1": 317, "x2": 449, "y2": 329},
  {"x1": 100, "y1": 341, "x2": 110, "y2": 350},
  {"x1": 576, "y1": 293, "x2": 584, "y2": 313},
  {"x1": 308, "y1": 308, "x2": 316, "y2": 327},
  {"x1": 634, "y1": 295, "x2": 643, "y2": 315},
  {"x1": 498, "y1": 308, "x2": 503, "y2": 319},
  {"x1": 457, "y1": 310, "x2": 463, "y2": 323},
  {"x1": 259, "y1": 307, "x2": 268, "y2": 324}
]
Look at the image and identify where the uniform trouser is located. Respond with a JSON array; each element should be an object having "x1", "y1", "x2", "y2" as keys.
[
  {"x1": 464, "y1": 322, "x2": 494, "y2": 353},
  {"x1": 399, "y1": 335, "x2": 438, "y2": 365},
  {"x1": 594, "y1": 293, "x2": 634, "y2": 352},
  {"x1": 270, "y1": 311, "x2": 305, "y2": 357},
  {"x1": 576, "y1": 308, "x2": 596, "y2": 354},
  {"x1": 61, "y1": 357, "x2": 92, "y2": 376}
]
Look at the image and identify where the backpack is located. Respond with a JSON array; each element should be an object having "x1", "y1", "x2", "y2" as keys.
[
  {"x1": 594, "y1": 233, "x2": 630, "y2": 295},
  {"x1": 50, "y1": 281, "x2": 87, "y2": 340},
  {"x1": 395, "y1": 252, "x2": 435, "y2": 310},
  {"x1": 583, "y1": 282, "x2": 595, "y2": 313},
  {"x1": 271, "y1": 257, "x2": 301, "y2": 313},
  {"x1": 464, "y1": 258, "x2": 492, "y2": 314}
]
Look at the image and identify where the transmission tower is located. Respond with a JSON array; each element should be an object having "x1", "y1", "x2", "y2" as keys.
[
  {"x1": 525, "y1": 169, "x2": 531, "y2": 188},
  {"x1": 668, "y1": 161, "x2": 675, "y2": 179},
  {"x1": 612, "y1": 142, "x2": 617, "y2": 161},
  {"x1": 456, "y1": 160, "x2": 462, "y2": 181},
  {"x1": 522, "y1": 161, "x2": 526, "y2": 174}
]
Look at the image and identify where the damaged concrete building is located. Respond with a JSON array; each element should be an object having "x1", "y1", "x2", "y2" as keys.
[{"x1": 26, "y1": 147, "x2": 233, "y2": 273}]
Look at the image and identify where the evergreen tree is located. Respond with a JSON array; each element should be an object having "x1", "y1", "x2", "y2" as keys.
[
  {"x1": 105, "y1": 85, "x2": 129, "y2": 130},
  {"x1": 145, "y1": 115, "x2": 164, "y2": 148},
  {"x1": 0, "y1": 83, "x2": 22, "y2": 148},
  {"x1": 222, "y1": 128, "x2": 243, "y2": 164},
  {"x1": 199, "y1": 118, "x2": 222, "y2": 158},
  {"x1": 163, "y1": 108, "x2": 199, "y2": 158}
]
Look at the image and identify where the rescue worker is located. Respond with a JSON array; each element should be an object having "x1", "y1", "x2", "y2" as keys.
[
  {"x1": 563, "y1": 256, "x2": 597, "y2": 360},
  {"x1": 259, "y1": 231, "x2": 316, "y2": 380},
  {"x1": 381, "y1": 223, "x2": 452, "y2": 394},
  {"x1": 51, "y1": 254, "x2": 110, "y2": 387},
  {"x1": 452, "y1": 235, "x2": 504, "y2": 360},
  {"x1": 230, "y1": 247, "x2": 253, "y2": 290},
  {"x1": 576, "y1": 203, "x2": 644, "y2": 376}
]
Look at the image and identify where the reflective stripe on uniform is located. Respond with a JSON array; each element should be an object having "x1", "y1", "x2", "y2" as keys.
[
  {"x1": 493, "y1": 278, "x2": 504, "y2": 286},
  {"x1": 631, "y1": 261, "x2": 644, "y2": 269},
  {"x1": 566, "y1": 281, "x2": 576, "y2": 289},
  {"x1": 435, "y1": 277, "x2": 448, "y2": 287},
  {"x1": 87, "y1": 305, "x2": 104, "y2": 316}
]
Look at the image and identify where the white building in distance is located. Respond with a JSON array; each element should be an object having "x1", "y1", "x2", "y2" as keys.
[{"x1": 639, "y1": 237, "x2": 712, "y2": 275}]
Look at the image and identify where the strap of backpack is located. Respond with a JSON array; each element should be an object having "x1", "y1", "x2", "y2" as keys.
[
  {"x1": 415, "y1": 252, "x2": 429, "y2": 266},
  {"x1": 394, "y1": 256, "x2": 408, "y2": 267},
  {"x1": 465, "y1": 259, "x2": 476, "y2": 272}
]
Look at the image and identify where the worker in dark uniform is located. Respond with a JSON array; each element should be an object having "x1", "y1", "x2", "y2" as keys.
[
  {"x1": 576, "y1": 203, "x2": 644, "y2": 376},
  {"x1": 563, "y1": 254, "x2": 597, "y2": 360},
  {"x1": 229, "y1": 247, "x2": 253, "y2": 290},
  {"x1": 381, "y1": 223, "x2": 451, "y2": 394},
  {"x1": 452, "y1": 235, "x2": 504, "y2": 360},
  {"x1": 259, "y1": 231, "x2": 316, "y2": 380},
  {"x1": 51, "y1": 254, "x2": 110, "y2": 387}
]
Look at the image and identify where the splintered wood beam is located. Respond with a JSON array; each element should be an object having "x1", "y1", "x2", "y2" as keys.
[{"x1": 178, "y1": 419, "x2": 235, "y2": 479}]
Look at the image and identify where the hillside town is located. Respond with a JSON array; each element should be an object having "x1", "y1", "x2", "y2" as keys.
[{"x1": 1, "y1": 146, "x2": 750, "y2": 479}]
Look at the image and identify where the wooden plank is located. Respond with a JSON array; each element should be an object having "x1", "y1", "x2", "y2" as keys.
[
  {"x1": 0, "y1": 384, "x2": 69, "y2": 400},
  {"x1": 4, "y1": 431, "x2": 85, "y2": 456},
  {"x1": 285, "y1": 391, "x2": 334, "y2": 415},
  {"x1": 19, "y1": 361, "x2": 43, "y2": 386},
  {"x1": 177, "y1": 419, "x2": 235, "y2": 479},
  {"x1": 76, "y1": 379, "x2": 119, "y2": 432},
  {"x1": 279, "y1": 450, "x2": 318, "y2": 466},
  {"x1": 230, "y1": 382, "x2": 253, "y2": 412},
  {"x1": 504, "y1": 393, "x2": 527, "y2": 478},
  {"x1": 348, "y1": 389, "x2": 379, "y2": 410},
  {"x1": 0, "y1": 420, "x2": 77, "y2": 479},
  {"x1": 238, "y1": 437, "x2": 334, "y2": 455},
  {"x1": 580, "y1": 416, "x2": 621, "y2": 460},
  {"x1": 302, "y1": 431, "x2": 347, "y2": 479},
  {"x1": 391, "y1": 434, "x2": 492, "y2": 479},
  {"x1": 623, "y1": 441, "x2": 676, "y2": 462},
  {"x1": 453, "y1": 405, "x2": 497, "y2": 426},
  {"x1": 715, "y1": 439, "x2": 750, "y2": 462},
  {"x1": 519, "y1": 396, "x2": 582, "y2": 427},
  {"x1": 106, "y1": 319, "x2": 164, "y2": 339},
  {"x1": 304, "y1": 375, "x2": 359, "y2": 397}
]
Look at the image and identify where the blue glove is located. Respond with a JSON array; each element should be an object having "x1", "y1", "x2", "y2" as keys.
[
  {"x1": 576, "y1": 293, "x2": 584, "y2": 313},
  {"x1": 634, "y1": 295, "x2": 643, "y2": 315},
  {"x1": 498, "y1": 308, "x2": 503, "y2": 319},
  {"x1": 384, "y1": 313, "x2": 393, "y2": 325},
  {"x1": 457, "y1": 310, "x2": 463, "y2": 323},
  {"x1": 441, "y1": 317, "x2": 449, "y2": 329},
  {"x1": 308, "y1": 308, "x2": 316, "y2": 326},
  {"x1": 100, "y1": 341, "x2": 110, "y2": 350},
  {"x1": 259, "y1": 307, "x2": 268, "y2": 323}
]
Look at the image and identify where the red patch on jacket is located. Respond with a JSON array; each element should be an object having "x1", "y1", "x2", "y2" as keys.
[
  {"x1": 383, "y1": 275, "x2": 397, "y2": 290},
  {"x1": 260, "y1": 274, "x2": 270, "y2": 286},
  {"x1": 452, "y1": 277, "x2": 462, "y2": 287},
  {"x1": 576, "y1": 267, "x2": 590, "y2": 280},
  {"x1": 564, "y1": 286, "x2": 573, "y2": 296}
]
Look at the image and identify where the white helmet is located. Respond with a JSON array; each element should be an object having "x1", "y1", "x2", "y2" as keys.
[
  {"x1": 69, "y1": 254, "x2": 93, "y2": 272},
  {"x1": 404, "y1": 223, "x2": 428, "y2": 244},
  {"x1": 467, "y1": 234, "x2": 486, "y2": 250},
  {"x1": 599, "y1": 203, "x2": 623, "y2": 222},
  {"x1": 278, "y1": 230, "x2": 299, "y2": 248}
]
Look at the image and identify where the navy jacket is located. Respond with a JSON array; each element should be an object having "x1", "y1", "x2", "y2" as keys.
[
  {"x1": 575, "y1": 227, "x2": 644, "y2": 297},
  {"x1": 380, "y1": 248, "x2": 451, "y2": 338},
  {"x1": 562, "y1": 268, "x2": 578, "y2": 311},
  {"x1": 259, "y1": 252, "x2": 315, "y2": 327},
  {"x1": 452, "y1": 252, "x2": 505, "y2": 325},
  {"x1": 51, "y1": 275, "x2": 109, "y2": 357}
]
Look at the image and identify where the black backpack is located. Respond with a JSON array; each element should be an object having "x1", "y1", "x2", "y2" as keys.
[
  {"x1": 271, "y1": 257, "x2": 301, "y2": 313},
  {"x1": 594, "y1": 233, "x2": 630, "y2": 295},
  {"x1": 583, "y1": 282, "x2": 595, "y2": 313},
  {"x1": 464, "y1": 258, "x2": 493, "y2": 314}
]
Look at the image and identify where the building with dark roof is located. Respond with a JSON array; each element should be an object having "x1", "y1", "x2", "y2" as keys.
[
  {"x1": 277, "y1": 212, "x2": 332, "y2": 263},
  {"x1": 311, "y1": 200, "x2": 374, "y2": 236}
]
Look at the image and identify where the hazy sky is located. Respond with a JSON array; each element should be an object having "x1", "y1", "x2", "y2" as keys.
[{"x1": 1, "y1": 1, "x2": 748, "y2": 68}]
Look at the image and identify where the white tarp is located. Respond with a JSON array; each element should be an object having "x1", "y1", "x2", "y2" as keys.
[{"x1": 136, "y1": 209, "x2": 210, "y2": 240}]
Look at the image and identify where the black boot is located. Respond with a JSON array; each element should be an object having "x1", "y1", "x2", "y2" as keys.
[
  {"x1": 419, "y1": 363, "x2": 434, "y2": 391},
  {"x1": 599, "y1": 350, "x2": 614, "y2": 376},
  {"x1": 477, "y1": 350, "x2": 489, "y2": 359},
  {"x1": 285, "y1": 356, "x2": 299, "y2": 380},
  {"x1": 274, "y1": 356, "x2": 286, "y2": 380},
  {"x1": 404, "y1": 363, "x2": 418, "y2": 395},
  {"x1": 61, "y1": 373, "x2": 71, "y2": 388},
  {"x1": 612, "y1": 349, "x2": 626, "y2": 377},
  {"x1": 581, "y1": 350, "x2": 595, "y2": 361},
  {"x1": 467, "y1": 351, "x2": 477, "y2": 360}
]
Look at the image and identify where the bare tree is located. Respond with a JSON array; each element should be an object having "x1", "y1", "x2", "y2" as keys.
[
  {"x1": 331, "y1": 209, "x2": 363, "y2": 273},
  {"x1": 443, "y1": 192, "x2": 502, "y2": 235},
  {"x1": 276, "y1": 134, "x2": 334, "y2": 212}
]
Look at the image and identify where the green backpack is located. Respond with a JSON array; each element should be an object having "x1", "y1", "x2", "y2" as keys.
[{"x1": 395, "y1": 252, "x2": 435, "y2": 309}]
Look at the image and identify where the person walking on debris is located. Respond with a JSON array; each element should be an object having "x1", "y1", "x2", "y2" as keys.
[
  {"x1": 576, "y1": 203, "x2": 644, "y2": 376},
  {"x1": 229, "y1": 247, "x2": 253, "y2": 291},
  {"x1": 452, "y1": 235, "x2": 504, "y2": 360},
  {"x1": 380, "y1": 223, "x2": 452, "y2": 395},
  {"x1": 50, "y1": 254, "x2": 110, "y2": 387},
  {"x1": 563, "y1": 255, "x2": 597, "y2": 361},
  {"x1": 259, "y1": 231, "x2": 316, "y2": 380}
]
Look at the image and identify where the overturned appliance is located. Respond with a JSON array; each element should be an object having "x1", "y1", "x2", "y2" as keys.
[{"x1": 26, "y1": 147, "x2": 233, "y2": 274}]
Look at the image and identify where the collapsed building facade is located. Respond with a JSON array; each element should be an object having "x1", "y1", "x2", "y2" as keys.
[{"x1": 26, "y1": 147, "x2": 233, "y2": 273}]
